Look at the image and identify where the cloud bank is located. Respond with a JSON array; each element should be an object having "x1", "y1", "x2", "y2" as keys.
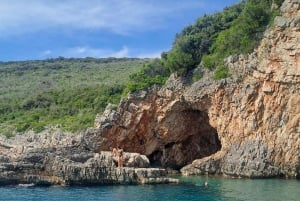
[
  {"x1": 0, "y1": 0, "x2": 240, "y2": 60},
  {"x1": 0, "y1": 0, "x2": 207, "y2": 37},
  {"x1": 41, "y1": 46, "x2": 162, "y2": 59}
]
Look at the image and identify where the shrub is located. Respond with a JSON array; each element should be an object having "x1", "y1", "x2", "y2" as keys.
[
  {"x1": 165, "y1": 47, "x2": 195, "y2": 74},
  {"x1": 123, "y1": 59, "x2": 170, "y2": 95},
  {"x1": 192, "y1": 68, "x2": 204, "y2": 82},
  {"x1": 202, "y1": 55, "x2": 216, "y2": 70},
  {"x1": 213, "y1": 66, "x2": 230, "y2": 80}
]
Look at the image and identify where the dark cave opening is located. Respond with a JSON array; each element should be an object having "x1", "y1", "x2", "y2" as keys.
[{"x1": 149, "y1": 109, "x2": 221, "y2": 170}]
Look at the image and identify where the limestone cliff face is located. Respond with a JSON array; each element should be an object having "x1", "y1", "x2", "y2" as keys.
[
  {"x1": 95, "y1": 0, "x2": 300, "y2": 178},
  {"x1": 95, "y1": 86, "x2": 221, "y2": 169}
]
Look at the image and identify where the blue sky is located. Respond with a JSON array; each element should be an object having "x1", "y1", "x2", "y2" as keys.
[{"x1": 0, "y1": 0, "x2": 241, "y2": 61}]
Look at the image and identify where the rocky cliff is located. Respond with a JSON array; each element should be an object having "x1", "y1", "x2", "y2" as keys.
[
  {"x1": 95, "y1": 0, "x2": 300, "y2": 178},
  {"x1": 1, "y1": 0, "x2": 298, "y2": 183}
]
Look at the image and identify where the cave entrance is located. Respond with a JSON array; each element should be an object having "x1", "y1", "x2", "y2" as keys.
[{"x1": 149, "y1": 108, "x2": 221, "y2": 170}]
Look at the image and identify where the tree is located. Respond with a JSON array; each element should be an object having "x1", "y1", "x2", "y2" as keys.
[
  {"x1": 165, "y1": 47, "x2": 195, "y2": 74},
  {"x1": 164, "y1": 1, "x2": 245, "y2": 74}
]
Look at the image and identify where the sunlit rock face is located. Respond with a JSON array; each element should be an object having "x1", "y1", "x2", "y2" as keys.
[
  {"x1": 96, "y1": 0, "x2": 300, "y2": 178},
  {"x1": 184, "y1": 0, "x2": 300, "y2": 178},
  {"x1": 95, "y1": 83, "x2": 222, "y2": 170}
]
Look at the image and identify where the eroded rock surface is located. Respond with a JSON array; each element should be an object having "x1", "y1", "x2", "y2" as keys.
[
  {"x1": 1, "y1": 0, "x2": 299, "y2": 182},
  {"x1": 95, "y1": 0, "x2": 300, "y2": 178},
  {"x1": 0, "y1": 130, "x2": 178, "y2": 185},
  {"x1": 95, "y1": 84, "x2": 222, "y2": 169}
]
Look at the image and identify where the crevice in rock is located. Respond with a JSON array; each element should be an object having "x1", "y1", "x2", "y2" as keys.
[{"x1": 149, "y1": 150, "x2": 163, "y2": 167}]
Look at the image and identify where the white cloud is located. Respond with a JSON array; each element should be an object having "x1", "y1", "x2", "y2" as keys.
[
  {"x1": 41, "y1": 50, "x2": 52, "y2": 56},
  {"x1": 63, "y1": 46, "x2": 130, "y2": 58},
  {"x1": 0, "y1": 0, "x2": 207, "y2": 37},
  {"x1": 113, "y1": 46, "x2": 129, "y2": 58},
  {"x1": 40, "y1": 46, "x2": 164, "y2": 59}
]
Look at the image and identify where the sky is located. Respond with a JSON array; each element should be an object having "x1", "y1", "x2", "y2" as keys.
[{"x1": 0, "y1": 0, "x2": 241, "y2": 61}]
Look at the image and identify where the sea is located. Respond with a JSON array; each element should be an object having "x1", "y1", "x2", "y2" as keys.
[{"x1": 0, "y1": 176, "x2": 299, "y2": 201}]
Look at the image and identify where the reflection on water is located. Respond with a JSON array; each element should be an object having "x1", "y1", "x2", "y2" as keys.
[{"x1": 0, "y1": 176, "x2": 299, "y2": 201}]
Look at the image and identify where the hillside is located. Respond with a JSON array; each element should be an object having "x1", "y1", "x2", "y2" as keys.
[
  {"x1": 0, "y1": 0, "x2": 284, "y2": 137},
  {"x1": 125, "y1": 0, "x2": 284, "y2": 91},
  {"x1": 0, "y1": 57, "x2": 148, "y2": 135}
]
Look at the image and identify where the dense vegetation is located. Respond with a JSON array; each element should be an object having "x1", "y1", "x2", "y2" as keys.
[
  {"x1": 167, "y1": 0, "x2": 284, "y2": 76},
  {"x1": 0, "y1": 58, "x2": 147, "y2": 136},
  {"x1": 122, "y1": 1, "x2": 246, "y2": 92},
  {"x1": 127, "y1": 0, "x2": 284, "y2": 89},
  {"x1": 165, "y1": 1, "x2": 245, "y2": 74},
  {"x1": 0, "y1": 0, "x2": 285, "y2": 136},
  {"x1": 122, "y1": 59, "x2": 170, "y2": 95},
  {"x1": 202, "y1": 0, "x2": 284, "y2": 72}
]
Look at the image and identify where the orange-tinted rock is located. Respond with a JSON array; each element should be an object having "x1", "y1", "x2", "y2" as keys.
[{"x1": 96, "y1": 0, "x2": 300, "y2": 177}]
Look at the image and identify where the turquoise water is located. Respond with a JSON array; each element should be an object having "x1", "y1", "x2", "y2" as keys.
[{"x1": 0, "y1": 176, "x2": 299, "y2": 201}]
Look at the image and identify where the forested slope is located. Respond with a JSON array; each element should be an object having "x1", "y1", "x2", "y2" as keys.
[{"x1": 0, "y1": 58, "x2": 147, "y2": 135}]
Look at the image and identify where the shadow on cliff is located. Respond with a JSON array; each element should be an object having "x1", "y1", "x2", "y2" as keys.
[
  {"x1": 95, "y1": 88, "x2": 222, "y2": 170},
  {"x1": 149, "y1": 105, "x2": 221, "y2": 170}
]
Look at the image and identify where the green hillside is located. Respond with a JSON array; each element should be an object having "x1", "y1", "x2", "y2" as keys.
[
  {"x1": 0, "y1": 57, "x2": 147, "y2": 136},
  {"x1": 0, "y1": 0, "x2": 285, "y2": 136},
  {"x1": 125, "y1": 0, "x2": 284, "y2": 92}
]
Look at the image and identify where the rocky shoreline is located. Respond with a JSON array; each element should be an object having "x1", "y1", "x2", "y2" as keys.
[
  {"x1": 0, "y1": 131, "x2": 178, "y2": 186},
  {"x1": 1, "y1": 0, "x2": 299, "y2": 185}
]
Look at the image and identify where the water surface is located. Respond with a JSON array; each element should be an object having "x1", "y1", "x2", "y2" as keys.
[{"x1": 0, "y1": 176, "x2": 299, "y2": 201}]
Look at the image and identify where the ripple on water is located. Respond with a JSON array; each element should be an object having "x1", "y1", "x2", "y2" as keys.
[{"x1": 0, "y1": 177, "x2": 299, "y2": 201}]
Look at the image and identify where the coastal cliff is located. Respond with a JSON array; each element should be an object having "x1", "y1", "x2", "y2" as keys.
[
  {"x1": 0, "y1": 0, "x2": 299, "y2": 185},
  {"x1": 95, "y1": 0, "x2": 300, "y2": 178}
]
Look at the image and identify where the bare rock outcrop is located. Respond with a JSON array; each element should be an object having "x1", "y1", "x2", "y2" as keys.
[
  {"x1": 184, "y1": 0, "x2": 300, "y2": 178},
  {"x1": 95, "y1": 80, "x2": 221, "y2": 169},
  {"x1": 95, "y1": 0, "x2": 300, "y2": 178},
  {"x1": 0, "y1": 129, "x2": 178, "y2": 186}
]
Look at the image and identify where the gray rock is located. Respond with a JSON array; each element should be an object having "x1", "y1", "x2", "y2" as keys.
[
  {"x1": 281, "y1": 0, "x2": 300, "y2": 13},
  {"x1": 274, "y1": 16, "x2": 290, "y2": 29},
  {"x1": 180, "y1": 157, "x2": 222, "y2": 176},
  {"x1": 124, "y1": 152, "x2": 150, "y2": 168},
  {"x1": 221, "y1": 140, "x2": 279, "y2": 178},
  {"x1": 94, "y1": 103, "x2": 120, "y2": 129},
  {"x1": 0, "y1": 131, "x2": 177, "y2": 186},
  {"x1": 291, "y1": 16, "x2": 300, "y2": 27}
]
